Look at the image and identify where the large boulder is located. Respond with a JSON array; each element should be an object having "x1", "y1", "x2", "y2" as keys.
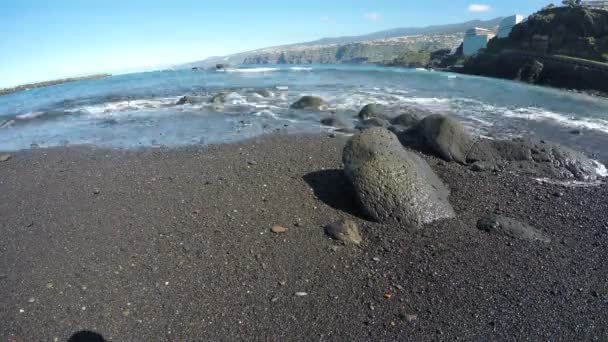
[
  {"x1": 343, "y1": 128, "x2": 455, "y2": 226},
  {"x1": 415, "y1": 115, "x2": 476, "y2": 164},
  {"x1": 290, "y1": 96, "x2": 327, "y2": 110},
  {"x1": 467, "y1": 138, "x2": 600, "y2": 180}
]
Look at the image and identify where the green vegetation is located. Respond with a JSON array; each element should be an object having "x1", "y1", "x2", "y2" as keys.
[
  {"x1": 388, "y1": 50, "x2": 432, "y2": 67},
  {"x1": 486, "y1": 6, "x2": 608, "y2": 61},
  {"x1": 242, "y1": 35, "x2": 461, "y2": 65}
]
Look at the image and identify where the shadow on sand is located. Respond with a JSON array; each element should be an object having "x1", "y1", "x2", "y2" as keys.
[
  {"x1": 303, "y1": 169, "x2": 369, "y2": 220},
  {"x1": 68, "y1": 331, "x2": 106, "y2": 342}
]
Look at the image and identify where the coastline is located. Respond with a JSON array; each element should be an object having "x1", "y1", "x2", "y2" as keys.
[
  {"x1": 1, "y1": 133, "x2": 607, "y2": 340},
  {"x1": 0, "y1": 74, "x2": 111, "y2": 97}
]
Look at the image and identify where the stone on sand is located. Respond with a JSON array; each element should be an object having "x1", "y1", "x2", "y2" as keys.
[
  {"x1": 325, "y1": 220, "x2": 362, "y2": 245},
  {"x1": 343, "y1": 127, "x2": 455, "y2": 226},
  {"x1": 0, "y1": 154, "x2": 12, "y2": 162},
  {"x1": 271, "y1": 225, "x2": 288, "y2": 234},
  {"x1": 477, "y1": 214, "x2": 551, "y2": 243},
  {"x1": 415, "y1": 114, "x2": 476, "y2": 164}
]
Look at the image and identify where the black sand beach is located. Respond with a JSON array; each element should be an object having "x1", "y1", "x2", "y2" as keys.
[{"x1": 1, "y1": 133, "x2": 607, "y2": 341}]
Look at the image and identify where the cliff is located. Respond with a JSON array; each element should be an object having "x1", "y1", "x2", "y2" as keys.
[
  {"x1": 463, "y1": 6, "x2": 608, "y2": 95},
  {"x1": 241, "y1": 34, "x2": 462, "y2": 65}
]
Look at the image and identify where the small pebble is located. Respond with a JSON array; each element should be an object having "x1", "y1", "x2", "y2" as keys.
[
  {"x1": 373, "y1": 257, "x2": 380, "y2": 262},
  {"x1": 27, "y1": 297, "x2": 35, "y2": 303},
  {"x1": 271, "y1": 225, "x2": 288, "y2": 234},
  {"x1": 295, "y1": 292, "x2": 308, "y2": 297}
]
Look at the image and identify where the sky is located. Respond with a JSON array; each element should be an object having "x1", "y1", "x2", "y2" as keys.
[{"x1": 0, "y1": 0, "x2": 556, "y2": 88}]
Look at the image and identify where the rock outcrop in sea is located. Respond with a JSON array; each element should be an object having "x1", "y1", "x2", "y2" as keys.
[{"x1": 290, "y1": 96, "x2": 327, "y2": 110}]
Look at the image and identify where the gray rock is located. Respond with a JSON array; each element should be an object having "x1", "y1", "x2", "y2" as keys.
[
  {"x1": 325, "y1": 220, "x2": 362, "y2": 245},
  {"x1": 343, "y1": 128, "x2": 455, "y2": 226},
  {"x1": 357, "y1": 118, "x2": 390, "y2": 130},
  {"x1": 320, "y1": 116, "x2": 350, "y2": 128},
  {"x1": 467, "y1": 138, "x2": 600, "y2": 180},
  {"x1": 390, "y1": 112, "x2": 423, "y2": 127},
  {"x1": 176, "y1": 96, "x2": 195, "y2": 105},
  {"x1": 470, "y1": 162, "x2": 486, "y2": 172},
  {"x1": 0, "y1": 154, "x2": 11, "y2": 162},
  {"x1": 416, "y1": 115, "x2": 476, "y2": 164},
  {"x1": 290, "y1": 96, "x2": 327, "y2": 110},
  {"x1": 209, "y1": 93, "x2": 227, "y2": 105},
  {"x1": 477, "y1": 214, "x2": 551, "y2": 243},
  {"x1": 358, "y1": 104, "x2": 381, "y2": 120}
]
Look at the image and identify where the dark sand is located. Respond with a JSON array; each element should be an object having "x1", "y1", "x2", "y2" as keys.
[{"x1": 1, "y1": 134, "x2": 607, "y2": 341}]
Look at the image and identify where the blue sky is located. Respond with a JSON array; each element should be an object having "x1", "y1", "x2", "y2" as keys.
[{"x1": 0, "y1": 0, "x2": 554, "y2": 88}]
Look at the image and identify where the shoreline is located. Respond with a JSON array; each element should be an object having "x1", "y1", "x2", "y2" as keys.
[
  {"x1": 1, "y1": 133, "x2": 607, "y2": 340},
  {"x1": 0, "y1": 74, "x2": 111, "y2": 97}
]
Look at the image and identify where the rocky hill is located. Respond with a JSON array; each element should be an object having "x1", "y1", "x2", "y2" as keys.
[
  {"x1": 241, "y1": 33, "x2": 463, "y2": 65},
  {"x1": 183, "y1": 18, "x2": 502, "y2": 67},
  {"x1": 464, "y1": 5, "x2": 608, "y2": 95},
  {"x1": 487, "y1": 5, "x2": 608, "y2": 61}
]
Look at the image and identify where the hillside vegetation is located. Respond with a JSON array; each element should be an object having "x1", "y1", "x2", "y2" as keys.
[
  {"x1": 464, "y1": 6, "x2": 608, "y2": 95},
  {"x1": 486, "y1": 6, "x2": 608, "y2": 61},
  {"x1": 242, "y1": 34, "x2": 462, "y2": 65}
]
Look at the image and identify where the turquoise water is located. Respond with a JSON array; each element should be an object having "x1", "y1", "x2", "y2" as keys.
[{"x1": 1, "y1": 64, "x2": 608, "y2": 159}]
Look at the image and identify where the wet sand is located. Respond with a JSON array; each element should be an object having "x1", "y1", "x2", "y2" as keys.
[{"x1": 0, "y1": 133, "x2": 607, "y2": 341}]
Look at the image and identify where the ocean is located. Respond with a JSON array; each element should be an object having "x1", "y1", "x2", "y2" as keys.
[{"x1": 1, "y1": 64, "x2": 608, "y2": 161}]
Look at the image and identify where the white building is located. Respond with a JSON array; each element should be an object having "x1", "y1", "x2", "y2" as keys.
[
  {"x1": 497, "y1": 15, "x2": 524, "y2": 39},
  {"x1": 582, "y1": 0, "x2": 608, "y2": 9},
  {"x1": 463, "y1": 28, "x2": 495, "y2": 56}
]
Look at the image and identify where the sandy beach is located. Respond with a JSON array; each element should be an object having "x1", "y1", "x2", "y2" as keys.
[{"x1": 1, "y1": 133, "x2": 607, "y2": 341}]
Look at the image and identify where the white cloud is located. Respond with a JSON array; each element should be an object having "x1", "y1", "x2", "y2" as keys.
[
  {"x1": 468, "y1": 4, "x2": 492, "y2": 13},
  {"x1": 364, "y1": 12, "x2": 381, "y2": 21}
]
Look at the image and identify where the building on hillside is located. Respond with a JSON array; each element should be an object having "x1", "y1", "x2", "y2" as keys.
[
  {"x1": 463, "y1": 28, "x2": 495, "y2": 56},
  {"x1": 581, "y1": 0, "x2": 608, "y2": 9},
  {"x1": 497, "y1": 15, "x2": 525, "y2": 38}
]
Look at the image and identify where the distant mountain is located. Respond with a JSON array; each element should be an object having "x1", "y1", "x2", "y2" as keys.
[
  {"x1": 285, "y1": 17, "x2": 505, "y2": 47},
  {"x1": 182, "y1": 17, "x2": 504, "y2": 67}
]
